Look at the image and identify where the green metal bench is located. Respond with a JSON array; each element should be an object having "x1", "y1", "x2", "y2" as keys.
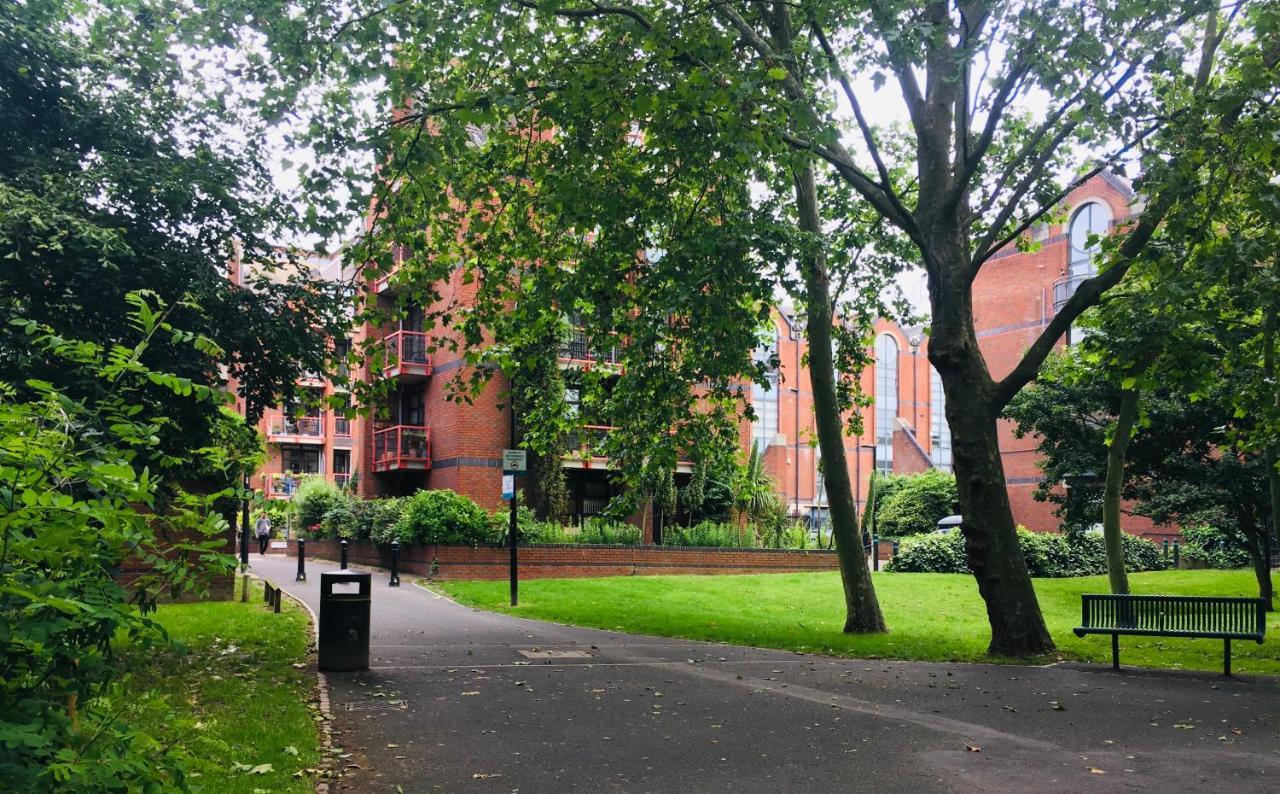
[{"x1": 1074, "y1": 594, "x2": 1266, "y2": 675}]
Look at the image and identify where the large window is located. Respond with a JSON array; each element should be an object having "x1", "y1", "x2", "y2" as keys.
[
  {"x1": 874, "y1": 334, "x2": 899, "y2": 473},
  {"x1": 1067, "y1": 201, "x2": 1112, "y2": 345},
  {"x1": 751, "y1": 331, "x2": 780, "y2": 452},
  {"x1": 929, "y1": 367, "x2": 953, "y2": 471}
]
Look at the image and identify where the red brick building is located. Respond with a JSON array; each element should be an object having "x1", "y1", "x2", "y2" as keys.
[{"x1": 247, "y1": 171, "x2": 1172, "y2": 540}]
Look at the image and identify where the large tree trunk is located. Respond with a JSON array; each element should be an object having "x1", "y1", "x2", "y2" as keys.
[
  {"x1": 946, "y1": 402, "x2": 1056, "y2": 655},
  {"x1": 793, "y1": 163, "x2": 886, "y2": 634},
  {"x1": 1102, "y1": 387, "x2": 1139, "y2": 595},
  {"x1": 924, "y1": 218, "x2": 1054, "y2": 656}
]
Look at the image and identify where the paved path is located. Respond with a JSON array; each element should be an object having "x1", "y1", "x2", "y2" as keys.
[{"x1": 250, "y1": 555, "x2": 1280, "y2": 793}]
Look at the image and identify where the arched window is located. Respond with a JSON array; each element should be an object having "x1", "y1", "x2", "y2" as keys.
[
  {"x1": 1066, "y1": 202, "x2": 1112, "y2": 345},
  {"x1": 1068, "y1": 201, "x2": 1112, "y2": 278},
  {"x1": 929, "y1": 367, "x2": 952, "y2": 471},
  {"x1": 751, "y1": 330, "x2": 780, "y2": 452},
  {"x1": 874, "y1": 334, "x2": 899, "y2": 473}
]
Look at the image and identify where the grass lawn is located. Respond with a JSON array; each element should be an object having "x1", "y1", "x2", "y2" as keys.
[
  {"x1": 439, "y1": 569, "x2": 1280, "y2": 675},
  {"x1": 118, "y1": 577, "x2": 323, "y2": 792}
]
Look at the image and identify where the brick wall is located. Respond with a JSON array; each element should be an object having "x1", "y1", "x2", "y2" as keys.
[{"x1": 290, "y1": 539, "x2": 841, "y2": 580}]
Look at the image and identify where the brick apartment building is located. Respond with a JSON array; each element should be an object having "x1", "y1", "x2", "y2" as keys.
[{"x1": 247, "y1": 171, "x2": 1168, "y2": 540}]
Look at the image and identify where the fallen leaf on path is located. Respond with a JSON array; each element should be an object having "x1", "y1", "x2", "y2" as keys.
[
  {"x1": 1090, "y1": 768, "x2": 1106, "y2": 775},
  {"x1": 965, "y1": 745, "x2": 981, "y2": 753},
  {"x1": 461, "y1": 691, "x2": 480, "y2": 696}
]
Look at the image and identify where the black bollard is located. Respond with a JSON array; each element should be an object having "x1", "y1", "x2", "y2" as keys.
[
  {"x1": 873, "y1": 535, "x2": 880, "y2": 572},
  {"x1": 296, "y1": 538, "x2": 307, "y2": 582},
  {"x1": 274, "y1": 587, "x2": 282, "y2": 613},
  {"x1": 389, "y1": 540, "x2": 401, "y2": 587},
  {"x1": 340, "y1": 539, "x2": 349, "y2": 570},
  {"x1": 1162, "y1": 539, "x2": 1170, "y2": 561},
  {"x1": 1172, "y1": 541, "x2": 1180, "y2": 569},
  {"x1": 892, "y1": 539, "x2": 900, "y2": 560}
]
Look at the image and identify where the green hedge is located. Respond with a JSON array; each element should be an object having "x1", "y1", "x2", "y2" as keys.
[
  {"x1": 875, "y1": 469, "x2": 959, "y2": 537},
  {"x1": 1179, "y1": 525, "x2": 1253, "y2": 569},
  {"x1": 394, "y1": 489, "x2": 497, "y2": 546},
  {"x1": 294, "y1": 477, "x2": 345, "y2": 533},
  {"x1": 886, "y1": 528, "x2": 1167, "y2": 577}
]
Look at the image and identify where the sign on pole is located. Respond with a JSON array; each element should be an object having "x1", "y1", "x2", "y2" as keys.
[
  {"x1": 501, "y1": 474, "x2": 515, "y2": 500},
  {"x1": 502, "y1": 449, "x2": 527, "y2": 473}
]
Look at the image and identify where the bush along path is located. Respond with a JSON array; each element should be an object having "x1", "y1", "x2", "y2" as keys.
[{"x1": 248, "y1": 555, "x2": 1280, "y2": 792}]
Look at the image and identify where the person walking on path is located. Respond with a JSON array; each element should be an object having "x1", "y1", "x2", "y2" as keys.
[{"x1": 255, "y1": 513, "x2": 272, "y2": 555}]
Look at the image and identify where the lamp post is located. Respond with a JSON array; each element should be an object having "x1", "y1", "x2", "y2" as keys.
[
  {"x1": 908, "y1": 334, "x2": 923, "y2": 434},
  {"x1": 788, "y1": 310, "x2": 807, "y2": 521}
]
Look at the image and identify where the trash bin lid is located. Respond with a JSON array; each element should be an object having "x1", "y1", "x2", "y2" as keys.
[{"x1": 320, "y1": 570, "x2": 372, "y2": 598}]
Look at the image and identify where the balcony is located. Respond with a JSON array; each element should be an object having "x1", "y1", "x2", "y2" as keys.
[
  {"x1": 1052, "y1": 272, "x2": 1092, "y2": 313},
  {"x1": 381, "y1": 330, "x2": 432, "y2": 382},
  {"x1": 267, "y1": 414, "x2": 325, "y2": 444},
  {"x1": 558, "y1": 330, "x2": 621, "y2": 367},
  {"x1": 373, "y1": 424, "x2": 431, "y2": 472},
  {"x1": 262, "y1": 472, "x2": 309, "y2": 499},
  {"x1": 561, "y1": 425, "x2": 693, "y2": 472},
  {"x1": 371, "y1": 244, "x2": 408, "y2": 293}
]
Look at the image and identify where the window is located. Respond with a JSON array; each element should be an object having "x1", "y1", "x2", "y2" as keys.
[
  {"x1": 399, "y1": 388, "x2": 424, "y2": 426},
  {"x1": 1068, "y1": 201, "x2": 1111, "y2": 278},
  {"x1": 333, "y1": 450, "x2": 351, "y2": 475},
  {"x1": 283, "y1": 446, "x2": 322, "y2": 474},
  {"x1": 751, "y1": 331, "x2": 780, "y2": 452},
  {"x1": 874, "y1": 334, "x2": 899, "y2": 473},
  {"x1": 1067, "y1": 202, "x2": 1112, "y2": 345},
  {"x1": 929, "y1": 367, "x2": 953, "y2": 471}
]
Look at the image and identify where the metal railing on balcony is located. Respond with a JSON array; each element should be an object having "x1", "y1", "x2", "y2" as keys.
[
  {"x1": 262, "y1": 472, "x2": 315, "y2": 498},
  {"x1": 381, "y1": 330, "x2": 432, "y2": 378},
  {"x1": 558, "y1": 330, "x2": 621, "y2": 365},
  {"x1": 373, "y1": 424, "x2": 431, "y2": 471},
  {"x1": 267, "y1": 414, "x2": 324, "y2": 440},
  {"x1": 563, "y1": 424, "x2": 616, "y2": 457},
  {"x1": 1052, "y1": 273, "x2": 1092, "y2": 313}
]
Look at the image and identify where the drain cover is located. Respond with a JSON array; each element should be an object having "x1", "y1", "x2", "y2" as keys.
[
  {"x1": 345, "y1": 699, "x2": 408, "y2": 712},
  {"x1": 517, "y1": 649, "x2": 592, "y2": 660}
]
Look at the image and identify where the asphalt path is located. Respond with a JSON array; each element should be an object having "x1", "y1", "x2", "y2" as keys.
[{"x1": 250, "y1": 554, "x2": 1280, "y2": 793}]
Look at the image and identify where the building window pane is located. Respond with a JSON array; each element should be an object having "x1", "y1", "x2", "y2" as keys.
[
  {"x1": 751, "y1": 331, "x2": 780, "y2": 452},
  {"x1": 929, "y1": 367, "x2": 952, "y2": 471},
  {"x1": 874, "y1": 334, "x2": 898, "y2": 472},
  {"x1": 1068, "y1": 201, "x2": 1111, "y2": 277}
]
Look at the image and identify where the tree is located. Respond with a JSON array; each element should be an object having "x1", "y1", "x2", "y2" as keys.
[
  {"x1": 222, "y1": 0, "x2": 1278, "y2": 654},
  {"x1": 1008, "y1": 352, "x2": 1276, "y2": 608},
  {"x1": 0, "y1": 0, "x2": 352, "y2": 471}
]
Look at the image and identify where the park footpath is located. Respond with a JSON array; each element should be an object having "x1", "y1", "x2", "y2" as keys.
[{"x1": 250, "y1": 555, "x2": 1280, "y2": 793}]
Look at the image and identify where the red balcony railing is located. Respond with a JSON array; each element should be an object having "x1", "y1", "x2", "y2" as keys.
[
  {"x1": 373, "y1": 424, "x2": 431, "y2": 472},
  {"x1": 381, "y1": 330, "x2": 432, "y2": 380},
  {"x1": 267, "y1": 414, "x2": 324, "y2": 442}
]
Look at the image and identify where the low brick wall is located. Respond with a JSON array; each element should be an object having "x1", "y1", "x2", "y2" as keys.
[{"x1": 286, "y1": 538, "x2": 841, "y2": 580}]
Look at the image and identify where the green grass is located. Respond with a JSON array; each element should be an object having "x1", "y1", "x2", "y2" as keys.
[
  {"x1": 119, "y1": 577, "x2": 323, "y2": 792},
  {"x1": 440, "y1": 569, "x2": 1280, "y2": 675}
]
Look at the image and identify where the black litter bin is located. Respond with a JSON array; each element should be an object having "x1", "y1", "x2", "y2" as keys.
[{"x1": 319, "y1": 571, "x2": 371, "y2": 671}]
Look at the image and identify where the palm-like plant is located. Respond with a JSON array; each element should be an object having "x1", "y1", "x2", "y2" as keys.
[{"x1": 733, "y1": 445, "x2": 785, "y2": 544}]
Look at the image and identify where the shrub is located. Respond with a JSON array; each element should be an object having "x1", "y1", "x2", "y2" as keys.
[
  {"x1": 577, "y1": 518, "x2": 642, "y2": 545},
  {"x1": 875, "y1": 470, "x2": 959, "y2": 537},
  {"x1": 885, "y1": 530, "x2": 969, "y2": 573},
  {"x1": 887, "y1": 528, "x2": 1167, "y2": 577},
  {"x1": 294, "y1": 477, "x2": 346, "y2": 535},
  {"x1": 1179, "y1": 525, "x2": 1252, "y2": 569},
  {"x1": 492, "y1": 505, "x2": 573, "y2": 544},
  {"x1": 663, "y1": 520, "x2": 747, "y2": 548},
  {"x1": 320, "y1": 499, "x2": 356, "y2": 539},
  {"x1": 394, "y1": 489, "x2": 497, "y2": 546}
]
